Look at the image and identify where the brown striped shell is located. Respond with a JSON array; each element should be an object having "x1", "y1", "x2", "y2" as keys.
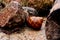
[{"x1": 26, "y1": 16, "x2": 43, "y2": 29}]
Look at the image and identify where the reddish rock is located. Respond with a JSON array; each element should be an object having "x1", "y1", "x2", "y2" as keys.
[{"x1": 0, "y1": 1, "x2": 19, "y2": 27}]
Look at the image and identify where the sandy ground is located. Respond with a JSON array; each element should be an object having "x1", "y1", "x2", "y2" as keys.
[{"x1": 0, "y1": 18, "x2": 47, "y2": 40}]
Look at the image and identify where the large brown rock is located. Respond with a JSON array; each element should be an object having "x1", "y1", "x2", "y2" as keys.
[
  {"x1": 0, "y1": 1, "x2": 19, "y2": 27},
  {"x1": 0, "y1": 1, "x2": 27, "y2": 34}
]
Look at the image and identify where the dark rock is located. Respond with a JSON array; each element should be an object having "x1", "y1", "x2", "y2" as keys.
[
  {"x1": 0, "y1": 1, "x2": 26, "y2": 34},
  {"x1": 22, "y1": 7, "x2": 38, "y2": 16},
  {"x1": 0, "y1": 2, "x2": 5, "y2": 10},
  {"x1": 45, "y1": 9, "x2": 60, "y2": 40}
]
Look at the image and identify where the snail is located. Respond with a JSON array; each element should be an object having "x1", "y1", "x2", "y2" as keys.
[{"x1": 26, "y1": 16, "x2": 43, "y2": 30}]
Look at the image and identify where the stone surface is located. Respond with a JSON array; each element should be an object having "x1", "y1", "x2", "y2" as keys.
[
  {"x1": 0, "y1": 18, "x2": 47, "y2": 40},
  {"x1": 0, "y1": 1, "x2": 19, "y2": 27}
]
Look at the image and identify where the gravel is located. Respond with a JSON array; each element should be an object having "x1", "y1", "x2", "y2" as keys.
[{"x1": 0, "y1": 18, "x2": 47, "y2": 40}]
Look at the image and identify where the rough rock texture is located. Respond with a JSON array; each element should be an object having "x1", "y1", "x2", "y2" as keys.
[
  {"x1": 0, "y1": 1, "x2": 28, "y2": 34},
  {"x1": 0, "y1": 0, "x2": 40, "y2": 34},
  {"x1": 0, "y1": 18, "x2": 47, "y2": 40},
  {"x1": 0, "y1": 1, "x2": 19, "y2": 27},
  {"x1": 45, "y1": 9, "x2": 60, "y2": 40},
  {"x1": 22, "y1": 7, "x2": 38, "y2": 16}
]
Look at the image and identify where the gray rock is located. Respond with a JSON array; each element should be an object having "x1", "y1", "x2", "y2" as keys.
[{"x1": 22, "y1": 7, "x2": 38, "y2": 16}]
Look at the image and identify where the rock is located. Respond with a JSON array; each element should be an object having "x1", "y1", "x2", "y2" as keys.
[
  {"x1": 0, "y1": 1, "x2": 19, "y2": 27},
  {"x1": 22, "y1": 7, "x2": 38, "y2": 16},
  {"x1": 0, "y1": 1, "x2": 27, "y2": 34},
  {"x1": 45, "y1": 2, "x2": 60, "y2": 40}
]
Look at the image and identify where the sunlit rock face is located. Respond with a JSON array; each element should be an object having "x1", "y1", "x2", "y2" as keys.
[
  {"x1": 0, "y1": 1, "x2": 19, "y2": 27},
  {"x1": 45, "y1": 1, "x2": 60, "y2": 40}
]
